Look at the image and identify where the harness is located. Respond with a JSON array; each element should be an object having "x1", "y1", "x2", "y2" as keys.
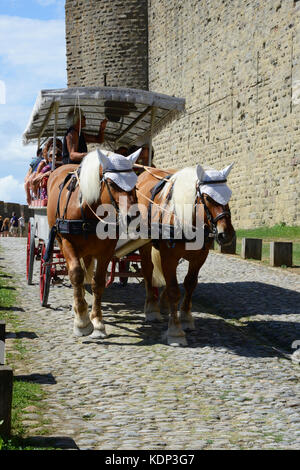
[
  {"x1": 147, "y1": 176, "x2": 231, "y2": 249},
  {"x1": 43, "y1": 167, "x2": 129, "y2": 263},
  {"x1": 196, "y1": 179, "x2": 231, "y2": 239}
]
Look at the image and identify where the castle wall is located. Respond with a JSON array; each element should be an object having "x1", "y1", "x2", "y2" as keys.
[
  {"x1": 65, "y1": 0, "x2": 148, "y2": 90},
  {"x1": 148, "y1": 0, "x2": 300, "y2": 228}
]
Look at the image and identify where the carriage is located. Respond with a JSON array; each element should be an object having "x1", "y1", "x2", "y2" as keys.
[{"x1": 23, "y1": 86, "x2": 185, "y2": 306}]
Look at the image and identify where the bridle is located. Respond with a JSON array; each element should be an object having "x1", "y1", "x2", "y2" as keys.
[
  {"x1": 196, "y1": 179, "x2": 231, "y2": 238},
  {"x1": 101, "y1": 168, "x2": 137, "y2": 216}
]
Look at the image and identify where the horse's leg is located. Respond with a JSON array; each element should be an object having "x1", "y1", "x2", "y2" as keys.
[
  {"x1": 159, "y1": 287, "x2": 170, "y2": 316},
  {"x1": 160, "y1": 246, "x2": 186, "y2": 346},
  {"x1": 180, "y1": 250, "x2": 209, "y2": 330},
  {"x1": 62, "y1": 239, "x2": 93, "y2": 337},
  {"x1": 140, "y1": 244, "x2": 162, "y2": 322},
  {"x1": 89, "y1": 244, "x2": 115, "y2": 339}
]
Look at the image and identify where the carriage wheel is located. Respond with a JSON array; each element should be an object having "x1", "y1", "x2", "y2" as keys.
[
  {"x1": 40, "y1": 243, "x2": 51, "y2": 307},
  {"x1": 119, "y1": 259, "x2": 129, "y2": 286},
  {"x1": 26, "y1": 219, "x2": 35, "y2": 285}
]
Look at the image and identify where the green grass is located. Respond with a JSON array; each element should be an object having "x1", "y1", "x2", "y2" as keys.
[
  {"x1": 235, "y1": 224, "x2": 300, "y2": 242},
  {"x1": 234, "y1": 224, "x2": 300, "y2": 267},
  {"x1": 0, "y1": 266, "x2": 53, "y2": 450}
]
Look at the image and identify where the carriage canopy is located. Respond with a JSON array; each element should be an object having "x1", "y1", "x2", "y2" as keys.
[{"x1": 22, "y1": 86, "x2": 185, "y2": 148}]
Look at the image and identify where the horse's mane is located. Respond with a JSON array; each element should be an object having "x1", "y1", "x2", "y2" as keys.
[
  {"x1": 79, "y1": 150, "x2": 102, "y2": 204},
  {"x1": 160, "y1": 166, "x2": 198, "y2": 235},
  {"x1": 159, "y1": 165, "x2": 215, "y2": 235}
]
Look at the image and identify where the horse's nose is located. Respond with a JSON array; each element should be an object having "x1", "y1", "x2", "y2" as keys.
[{"x1": 217, "y1": 231, "x2": 231, "y2": 245}]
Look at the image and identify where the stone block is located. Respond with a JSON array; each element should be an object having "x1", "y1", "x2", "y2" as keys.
[
  {"x1": 241, "y1": 238, "x2": 262, "y2": 260},
  {"x1": 270, "y1": 241, "x2": 293, "y2": 267},
  {"x1": 0, "y1": 366, "x2": 13, "y2": 438},
  {"x1": 0, "y1": 321, "x2": 5, "y2": 365}
]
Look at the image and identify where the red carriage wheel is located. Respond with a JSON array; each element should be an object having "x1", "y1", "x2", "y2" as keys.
[
  {"x1": 26, "y1": 219, "x2": 35, "y2": 285},
  {"x1": 40, "y1": 243, "x2": 51, "y2": 307}
]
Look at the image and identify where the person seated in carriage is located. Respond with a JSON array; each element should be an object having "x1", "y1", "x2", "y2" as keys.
[
  {"x1": 30, "y1": 138, "x2": 63, "y2": 200},
  {"x1": 24, "y1": 147, "x2": 43, "y2": 205},
  {"x1": 62, "y1": 107, "x2": 108, "y2": 165}
]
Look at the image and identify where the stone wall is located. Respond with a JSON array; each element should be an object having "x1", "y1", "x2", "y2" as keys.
[
  {"x1": 148, "y1": 0, "x2": 300, "y2": 228},
  {"x1": 0, "y1": 201, "x2": 33, "y2": 222},
  {"x1": 65, "y1": 0, "x2": 300, "y2": 228},
  {"x1": 65, "y1": 0, "x2": 148, "y2": 90}
]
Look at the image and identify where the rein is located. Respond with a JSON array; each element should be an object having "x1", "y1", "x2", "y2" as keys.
[{"x1": 196, "y1": 180, "x2": 231, "y2": 236}]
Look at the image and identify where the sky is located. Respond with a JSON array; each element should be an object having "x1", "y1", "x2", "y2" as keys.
[{"x1": 0, "y1": 0, "x2": 66, "y2": 204}]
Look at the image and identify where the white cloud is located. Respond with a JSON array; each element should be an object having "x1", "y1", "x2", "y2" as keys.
[
  {"x1": 0, "y1": 14, "x2": 66, "y2": 183},
  {"x1": 0, "y1": 175, "x2": 26, "y2": 204},
  {"x1": 0, "y1": 15, "x2": 66, "y2": 82}
]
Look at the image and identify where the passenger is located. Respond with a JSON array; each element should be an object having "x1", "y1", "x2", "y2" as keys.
[
  {"x1": 62, "y1": 107, "x2": 108, "y2": 165},
  {"x1": 24, "y1": 148, "x2": 43, "y2": 205},
  {"x1": 115, "y1": 146, "x2": 128, "y2": 156},
  {"x1": 31, "y1": 138, "x2": 62, "y2": 198},
  {"x1": 128, "y1": 145, "x2": 156, "y2": 174}
]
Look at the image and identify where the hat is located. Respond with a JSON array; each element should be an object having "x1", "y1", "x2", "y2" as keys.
[
  {"x1": 97, "y1": 148, "x2": 142, "y2": 191},
  {"x1": 196, "y1": 163, "x2": 234, "y2": 205}
]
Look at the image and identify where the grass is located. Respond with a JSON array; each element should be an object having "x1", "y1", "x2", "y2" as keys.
[
  {"x1": 223, "y1": 224, "x2": 300, "y2": 267},
  {"x1": 235, "y1": 224, "x2": 300, "y2": 241},
  {"x1": 0, "y1": 265, "x2": 53, "y2": 450}
]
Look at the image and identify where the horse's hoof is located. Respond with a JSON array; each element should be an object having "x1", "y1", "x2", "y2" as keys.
[
  {"x1": 180, "y1": 320, "x2": 195, "y2": 331},
  {"x1": 89, "y1": 328, "x2": 107, "y2": 339},
  {"x1": 145, "y1": 311, "x2": 163, "y2": 322},
  {"x1": 167, "y1": 335, "x2": 188, "y2": 347},
  {"x1": 179, "y1": 312, "x2": 195, "y2": 331},
  {"x1": 159, "y1": 306, "x2": 170, "y2": 316},
  {"x1": 73, "y1": 322, "x2": 94, "y2": 337}
]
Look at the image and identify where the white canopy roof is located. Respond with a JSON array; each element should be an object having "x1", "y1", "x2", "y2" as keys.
[{"x1": 22, "y1": 86, "x2": 185, "y2": 147}]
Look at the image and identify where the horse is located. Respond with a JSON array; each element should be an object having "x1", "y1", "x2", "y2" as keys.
[
  {"x1": 136, "y1": 163, "x2": 235, "y2": 346},
  {"x1": 47, "y1": 147, "x2": 141, "y2": 338}
]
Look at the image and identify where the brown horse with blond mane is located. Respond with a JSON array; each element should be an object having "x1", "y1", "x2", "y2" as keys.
[
  {"x1": 137, "y1": 163, "x2": 235, "y2": 346},
  {"x1": 47, "y1": 148, "x2": 141, "y2": 338}
]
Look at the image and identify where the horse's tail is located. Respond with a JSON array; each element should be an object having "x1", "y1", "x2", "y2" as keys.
[
  {"x1": 151, "y1": 247, "x2": 166, "y2": 287},
  {"x1": 80, "y1": 257, "x2": 95, "y2": 285}
]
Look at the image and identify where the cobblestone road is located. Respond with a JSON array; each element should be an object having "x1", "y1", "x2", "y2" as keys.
[{"x1": 1, "y1": 238, "x2": 300, "y2": 450}]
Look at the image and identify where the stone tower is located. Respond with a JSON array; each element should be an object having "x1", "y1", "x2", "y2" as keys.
[{"x1": 65, "y1": 0, "x2": 148, "y2": 90}]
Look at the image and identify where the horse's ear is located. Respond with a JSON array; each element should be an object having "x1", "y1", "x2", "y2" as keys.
[
  {"x1": 96, "y1": 149, "x2": 110, "y2": 169},
  {"x1": 128, "y1": 148, "x2": 142, "y2": 165},
  {"x1": 196, "y1": 164, "x2": 206, "y2": 182},
  {"x1": 222, "y1": 163, "x2": 234, "y2": 179}
]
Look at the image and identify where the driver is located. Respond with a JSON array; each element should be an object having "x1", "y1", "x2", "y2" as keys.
[{"x1": 62, "y1": 107, "x2": 107, "y2": 165}]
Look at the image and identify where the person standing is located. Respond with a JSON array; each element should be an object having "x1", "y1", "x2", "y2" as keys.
[
  {"x1": 18, "y1": 214, "x2": 25, "y2": 237},
  {"x1": 10, "y1": 212, "x2": 18, "y2": 237},
  {"x1": 1, "y1": 218, "x2": 10, "y2": 237}
]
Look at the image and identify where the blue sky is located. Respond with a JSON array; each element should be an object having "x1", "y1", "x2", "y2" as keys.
[{"x1": 0, "y1": 0, "x2": 66, "y2": 203}]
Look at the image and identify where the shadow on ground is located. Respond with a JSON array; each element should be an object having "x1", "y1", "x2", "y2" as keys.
[
  {"x1": 14, "y1": 373, "x2": 56, "y2": 385},
  {"x1": 80, "y1": 281, "x2": 300, "y2": 357}
]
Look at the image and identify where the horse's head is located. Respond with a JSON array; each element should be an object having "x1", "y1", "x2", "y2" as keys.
[
  {"x1": 79, "y1": 148, "x2": 141, "y2": 219},
  {"x1": 196, "y1": 163, "x2": 235, "y2": 246}
]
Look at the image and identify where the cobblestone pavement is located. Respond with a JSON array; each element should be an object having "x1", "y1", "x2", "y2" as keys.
[{"x1": 1, "y1": 238, "x2": 300, "y2": 450}]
